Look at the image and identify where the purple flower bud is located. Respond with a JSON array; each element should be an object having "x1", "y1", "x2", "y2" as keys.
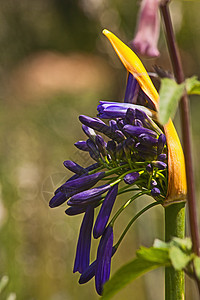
[
  {"x1": 80, "y1": 115, "x2": 106, "y2": 131},
  {"x1": 134, "y1": 119, "x2": 143, "y2": 127},
  {"x1": 131, "y1": 0, "x2": 160, "y2": 58},
  {"x1": 124, "y1": 172, "x2": 140, "y2": 185},
  {"x1": 109, "y1": 120, "x2": 118, "y2": 132},
  {"x1": 152, "y1": 160, "x2": 167, "y2": 170},
  {"x1": 49, "y1": 191, "x2": 67, "y2": 208},
  {"x1": 60, "y1": 172, "x2": 105, "y2": 194},
  {"x1": 124, "y1": 73, "x2": 140, "y2": 103},
  {"x1": 151, "y1": 187, "x2": 161, "y2": 198},
  {"x1": 106, "y1": 141, "x2": 116, "y2": 159},
  {"x1": 68, "y1": 184, "x2": 111, "y2": 205},
  {"x1": 146, "y1": 163, "x2": 153, "y2": 173},
  {"x1": 95, "y1": 226, "x2": 113, "y2": 295},
  {"x1": 115, "y1": 130, "x2": 126, "y2": 141},
  {"x1": 123, "y1": 125, "x2": 157, "y2": 138},
  {"x1": 157, "y1": 134, "x2": 166, "y2": 155},
  {"x1": 74, "y1": 141, "x2": 89, "y2": 152},
  {"x1": 135, "y1": 143, "x2": 157, "y2": 158},
  {"x1": 86, "y1": 139, "x2": 100, "y2": 157},
  {"x1": 138, "y1": 133, "x2": 158, "y2": 147},
  {"x1": 95, "y1": 134, "x2": 107, "y2": 156},
  {"x1": 79, "y1": 247, "x2": 116, "y2": 284},
  {"x1": 93, "y1": 184, "x2": 118, "y2": 239},
  {"x1": 63, "y1": 160, "x2": 85, "y2": 175},
  {"x1": 151, "y1": 179, "x2": 157, "y2": 187},
  {"x1": 157, "y1": 153, "x2": 167, "y2": 162},
  {"x1": 125, "y1": 107, "x2": 135, "y2": 124},
  {"x1": 82, "y1": 125, "x2": 96, "y2": 140},
  {"x1": 73, "y1": 206, "x2": 94, "y2": 274},
  {"x1": 65, "y1": 201, "x2": 100, "y2": 216},
  {"x1": 116, "y1": 143, "x2": 124, "y2": 160}
]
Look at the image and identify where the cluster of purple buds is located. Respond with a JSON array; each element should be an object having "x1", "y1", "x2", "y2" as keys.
[{"x1": 49, "y1": 73, "x2": 168, "y2": 295}]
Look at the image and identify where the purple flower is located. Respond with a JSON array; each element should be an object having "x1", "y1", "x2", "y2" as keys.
[
  {"x1": 146, "y1": 163, "x2": 153, "y2": 173},
  {"x1": 151, "y1": 187, "x2": 161, "y2": 198},
  {"x1": 123, "y1": 124, "x2": 157, "y2": 138},
  {"x1": 73, "y1": 206, "x2": 94, "y2": 274},
  {"x1": 131, "y1": 0, "x2": 160, "y2": 57},
  {"x1": 124, "y1": 172, "x2": 140, "y2": 185},
  {"x1": 82, "y1": 125, "x2": 96, "y2": 140},
  {"x1": 49, "y1": 191, "x2": 67, "y2": 208},
  {"x1": 74, "y1": 141, "x2": 90, "y2": 152},
  {"x1": 138, "y1": 133, "x2": 158, "y2": 147},
  {"x1": 95, "y1": 225, "x2": 113, "y2": 295},
  {"x1": 124, "y1": 73, "x2": 140, "y2": 103},
  {"x1": 125, "y1": 107, "x2": 135, "y2": 124},
  {"x1": 157, "y1": 134, "x2": 166, "y2": 155},
  {"x1": 95, "y1": 134, "x2": 107, "y2": 156},
  {"x1": 157, "y1": 153, "x2": 167, "y2": 161},
  {"x1": 60, "y1": 172, "x2": 105, "y2": 194},
  {"x1": 152, "y1": 160, "x2": 167, "y2": 170},
  {"x1": 63, "y1": 160, "x2": 85, "y2": 175},
  {"x1": 97, "y1": 101, "x2": 153, "y2": 120},
  {"x1": 93, "y1": 184, "x2": 118, "y2": 239},
  {"x1": 68, "y1": 184, "x2": 111, "y2": 205}
]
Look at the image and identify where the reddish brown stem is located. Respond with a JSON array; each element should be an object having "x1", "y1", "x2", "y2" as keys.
[{"x1": 160, "y1": 1, "x2": 200, "y2": 295}]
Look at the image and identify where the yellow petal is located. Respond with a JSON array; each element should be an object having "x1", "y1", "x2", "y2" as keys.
[
  {"x1": 164, "y1": 119, "x2": 187, "y2": 206},
  {"x1": 103, "y1": 29, "x2": 187, "y2": 204},
  {"x1": 102, "y1": 29, "x2": 159, "y2": 110}
]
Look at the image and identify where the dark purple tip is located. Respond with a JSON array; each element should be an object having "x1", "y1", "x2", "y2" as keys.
[
  {"x1": 146, "y1": 163, "x2": 153, "y2": 173},
  {"x1": 63, "y1": 160, "x2": 85, "y2": 175},
  {"x1": 125, "y1": 108, "x2": 135, "y2": 124},
  {"x1": 138, "y1": 133, "x2": 158, "y2": 147},
  {"x1": 82, "y1": 124, "x2": 96, "y2": 140},
  {"x1": 95, "y1": 226, "x2": 113, "y2": 295},
  {"x1": 60, "y1": 172, "x2": 105, "y2": 194},
  {"x1": 95, "y1": 134, "x2": 107, "y2": 156},
  {"x1": 152, "y1": 161, "x2": 167, "y2": 170},
  {"x1": 157, "y1": 134, "x2": 166, "y2": 155},
  {"x1": 68, "y1": 184, "x2": 111, "y2": 205},
  {"x1": 124, "y1": 172, "x2": 140, "y2": 185},
  {"x1": 49, "y1": 191, "x2": 67, "y2": 208},
  {"x1": 157, "y1": 153, "x2": 167, "y2": 161},
  {"x1": 93, "y1": 184, "x2": 118, "y2": 239},
  {"x1": 109, "y1": 120, "x2": 118, "y2": 132},
  {"x1": 73, "y1": 206, "x2": 94, "y2": 274},
  {"x1": 74, "y1": 141, "x2": 90, "y2": 152},
  {"x1": 151, "y1": 187, "x2": 161, "y2": 198},
  {"x1": 123, "y1": 125, "x2": 157, "y2": 138},
  {"x1": 124, "y1": 73, "x2": 139, "y2": 103}
]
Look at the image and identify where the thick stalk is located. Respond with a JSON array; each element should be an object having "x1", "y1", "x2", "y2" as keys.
[{"x1": 165, "y1": 203, "x2": 185, "y2": 300}]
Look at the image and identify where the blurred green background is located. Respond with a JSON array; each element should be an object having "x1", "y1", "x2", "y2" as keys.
[{"x1": 0, "y1": 0, "x2": 200, "y2": 299}]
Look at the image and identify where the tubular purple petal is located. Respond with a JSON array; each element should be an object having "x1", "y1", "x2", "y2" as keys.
[
  {"x1": 124, "y1": 73, "x2": 140, "y2": 103},
  {"x1": 74, "y1": 141, "x2": 90, "y2": 152},
  {"x1": 95, "y1": 225, "x2": 113, "y2": 295},
  {"x1": 152, "y1": 160, "x2": 167, "y2": 170},
  {"x1": 138, "y1": 133, "x2": 158, "y2": 147},
  {"x1": 73, "y1": 206, "x2": 94, "y2": 274},
  {"x1": 157, "y1": 133, "x2": 166, "y2": 155},
  {"x1": 123, "y1": 124, "x2": 157, "y2": 138},
  {"x1": 124, "y1": 172, "x2": 140, "y2": 185},
  {"x1": 151, "y1": 187, "x2": 161, "y2": 197},
  {"x1": 93, "y1": 184, "x2": 118, "y2": 239},
  {"x1": 63, "y1": 160, "x2": 85, "y2": 175},
  {"x1": 69, "y1": 184, "x2": 111, "y2": 204},
  {"x1": 49, "y1": 191, "x2": 67, "y2": 208},
  {"x1": 60, "y1": 172, "x2": 105, "y2": 194}
]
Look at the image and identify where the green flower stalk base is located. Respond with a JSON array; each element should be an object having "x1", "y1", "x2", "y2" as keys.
[{"x1": 165, "y1": 202, "x2": 186, "y2": 300}]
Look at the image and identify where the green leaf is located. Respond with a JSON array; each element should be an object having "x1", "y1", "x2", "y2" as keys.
[
  {"x1": 137, "y1": 246, "x2": 170, "y2": 264},
  {"x1": 169, "y1": 246, "x2": 192, "y2": 271},
  {"x1": 153, "y1": 239, "x2": 170, "y2": 249},
  {"x1": 171, "y1": 237, "x2": 192, "y2": 252},
  {"x1": 186, "y1": 76, "x2": 200, "y2": 95},
  {"x1": 194, "y1": 256, "x2": 200, "y2": 280},
  {"x1": 158, "y1": 78, "x2": 185, "y2": 125},
  {"x1": 102, "y1": 257, "x2": 166, "y2": 299}
]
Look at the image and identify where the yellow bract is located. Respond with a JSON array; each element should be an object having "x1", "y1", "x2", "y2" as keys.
[{"x1": 103, "y1": 29, "x2": 187, "y2": 205}]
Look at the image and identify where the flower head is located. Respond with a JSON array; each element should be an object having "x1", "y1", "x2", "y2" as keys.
[{"x1": 49, "y1": 29, "x2": 187, "y2": 296}]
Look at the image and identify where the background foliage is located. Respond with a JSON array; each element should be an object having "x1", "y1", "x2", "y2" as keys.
[{"x1": 0, "y1": 0, "x2": 200, "y2": 299}]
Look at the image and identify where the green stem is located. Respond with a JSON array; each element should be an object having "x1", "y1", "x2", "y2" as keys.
[{"x1": 165, "y1": 202, "x2": 186, "y2": 300}]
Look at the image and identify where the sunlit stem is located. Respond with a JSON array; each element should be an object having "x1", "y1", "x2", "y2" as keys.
[{"x1": 165, "y1": 203, "x2": 185, "y2": 300}]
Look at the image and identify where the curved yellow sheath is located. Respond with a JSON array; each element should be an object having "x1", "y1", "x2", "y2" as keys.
[{"x1": 103, "y1": 29, "x2": 187, "y2": 205}]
